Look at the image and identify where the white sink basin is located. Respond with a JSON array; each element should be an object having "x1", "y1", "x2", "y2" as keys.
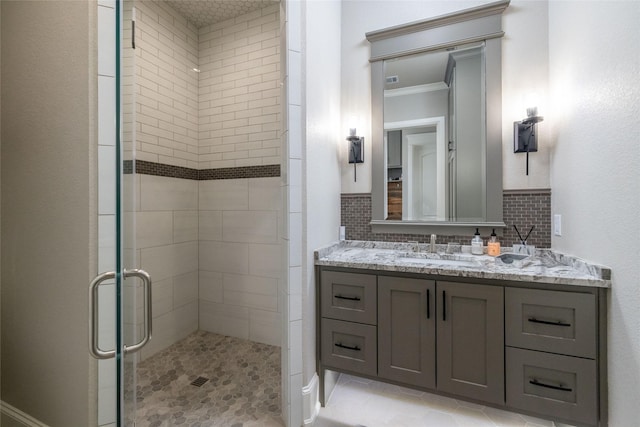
[{"x1": 397, "y1": 256, "x2": 481, "y2": 268}]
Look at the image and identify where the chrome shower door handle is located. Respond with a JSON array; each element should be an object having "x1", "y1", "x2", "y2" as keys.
[
  {"x1": 89, "y1": 269, "x2": 152, "y2": 359},
  {"x1": 89, "y1": 271, "x2": 117, "y2": 359},
  {"x1": 123, "y1": 269, "x2": 152, "y2": 355}
]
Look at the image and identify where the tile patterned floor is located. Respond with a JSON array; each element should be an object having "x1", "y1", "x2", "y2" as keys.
[
  {"x1": 134, "y1": 331, "x2": 283, "y2": 427},
  {"x1": 314, "y1": 374, "x2": 572, "y2": 427},
  {"x1": 133, "y1": 332, "x2": 572, "y2": 427}
]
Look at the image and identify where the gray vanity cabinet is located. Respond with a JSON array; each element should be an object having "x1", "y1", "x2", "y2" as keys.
[
  {"x1": 378, "y1": 276, "x2": 436, "y2": 388},
  {"x1": 317, "y1": 267, "x2": 606, "y2": 426},
  {"x1": 436, "y1": 281, "x2": 504, "y2": 404},
  {"x1": 504, "y1": 287, "x2": 600, "y2": 426},
  {"x1": 320, "y1": 271, "x2": 378, "y2": 376}
]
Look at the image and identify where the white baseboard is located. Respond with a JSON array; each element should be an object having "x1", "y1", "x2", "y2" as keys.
[
  {"x1": 302, "y1": 373, "x2": 320, "y2": 426},
  {"x1": 1, "y1": 401, "x2": 49, "y2": 427}
]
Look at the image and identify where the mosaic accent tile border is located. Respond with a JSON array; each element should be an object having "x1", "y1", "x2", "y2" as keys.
[
  {"x1": 199, "y1": 164, "x2": 280, "y2": 180},
  {"x1": 123, "y1": 160, "x2": 280, "y2": 181},
  {"x1": 341, "y1": 190, "x2": 552, "y2": 248},
  {"x1": 129, "y1": 160, "x2": 199, "y2": 180}
]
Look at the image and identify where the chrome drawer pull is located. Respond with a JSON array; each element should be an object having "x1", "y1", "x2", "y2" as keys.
[
  {"x1": 529, "y1": 378, "x2": 573, "y2": 392},
  {"x1": 528, "y1": 317, "x2": 571, "y2": 327},
  {"x1": 334, "y1": 294, "x2": 361, "y2": 301},
  {"x1": 335, "y1": 342, "x2": 361, "y2": 351}
]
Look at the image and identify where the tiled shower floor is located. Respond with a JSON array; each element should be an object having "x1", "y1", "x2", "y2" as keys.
[{"x1": 135, "y1": 331, "x2": 283, "y2": 427}]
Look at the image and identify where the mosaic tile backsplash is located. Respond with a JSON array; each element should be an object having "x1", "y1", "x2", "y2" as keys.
[{"x1": 341, "y1": 189, "x2": 551, "y2": 248}]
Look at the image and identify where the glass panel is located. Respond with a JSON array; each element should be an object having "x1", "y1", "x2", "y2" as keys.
[{"x1": 118, "y1": 0, "x2": 139, "y2": 424}]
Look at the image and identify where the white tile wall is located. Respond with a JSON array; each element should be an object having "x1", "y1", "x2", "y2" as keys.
[
  {"x1": 140, "y1": 174, "x2": 198, "y2": 211},
  {"x1": 138, "y1": 175, "x2": 200, "y2": 360},
  {"x1": 97, "y1": 2, "x2": 117, "y2": 424},
  {"x1": 282, "y1": 0, "x2": 304, "y2": 425},
  {"x1": 198, "y1": 6, "x2": 281, "y2": 169},
  {"x1": 134, "y1": 0, "x2": 199, "y2": 169},
  {"x1": 199, "y1": 176, "x2": 282, "y2": 347},
  {"x1": 199, "y1": 178, "x2": 249, "y2": 210}
]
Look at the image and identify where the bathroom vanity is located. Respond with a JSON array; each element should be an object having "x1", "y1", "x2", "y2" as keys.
[{"x1": 315, "y1": 241, "x2": 610, "y2": 427}]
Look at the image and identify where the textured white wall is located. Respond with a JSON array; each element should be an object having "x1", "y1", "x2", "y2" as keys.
[
  {"x1": 1, "y1": 1, "x2": 95, "y2": 424},
  {"x1": 548, "y1": 1, "x2": 640, "y2": 424},
  {"x1": 340, "y1": 0, "x2": 551, "y2": 193},
  {"x1": 303, "y1": 0, "x2": 343, "y2": 389}
]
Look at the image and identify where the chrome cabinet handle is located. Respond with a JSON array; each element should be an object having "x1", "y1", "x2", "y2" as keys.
[
  {"x1": 89, "y1": 271, "x2": 117, "y2": 359},
  {"x1": 123, "y1": 269, "x2": 152, "y2": 355},
  {"x1": 89, "y1": 269, "x2": 152, "y2": 359}
]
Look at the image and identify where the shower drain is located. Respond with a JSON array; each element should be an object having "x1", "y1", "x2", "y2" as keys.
[{"x1": 190, "y1": 376, "x2": 209, "y2": 387}]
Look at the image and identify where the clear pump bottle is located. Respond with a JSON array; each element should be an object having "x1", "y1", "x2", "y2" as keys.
[{"x1": 471, "y1": 228, "x2": 483, "y2": 255}]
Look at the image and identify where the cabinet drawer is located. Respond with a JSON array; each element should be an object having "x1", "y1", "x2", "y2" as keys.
[
  {"x1": 321, "y1": 318, "x2": 377, "y2": 376},
  {"x1": 506, "y1": 347, "x2": 597, "y2": 426},
  {"x1": 505, "y1": 287, "x2": 596, "y2": 358},
  {"x1": 321, "y1": 271, "x2": 377, "y2": 325}
]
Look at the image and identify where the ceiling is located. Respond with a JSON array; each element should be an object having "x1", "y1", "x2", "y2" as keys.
[
  {"x1": 384, "y1": 50, "x2": 450, "y2": 89},
  {"x1": 164, "y1": 0, "x2": 280, "y2": 28}
]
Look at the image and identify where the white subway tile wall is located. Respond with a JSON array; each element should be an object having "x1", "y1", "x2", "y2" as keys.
[
  {"x1": 198, "y1": 4, "x2": 281, "y2": 169},
  {"x1": 134, "y1": 0, "x2": 200, "y2": 169}
]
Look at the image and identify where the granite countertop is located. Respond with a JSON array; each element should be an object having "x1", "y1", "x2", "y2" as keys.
[{"x1": 314, "y1": 241, "x2": 611, "y2": 288}]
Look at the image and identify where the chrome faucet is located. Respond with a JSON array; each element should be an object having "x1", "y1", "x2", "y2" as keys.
[{"x1": 429, "y1": 234, "x2": 437, "y2": 253}]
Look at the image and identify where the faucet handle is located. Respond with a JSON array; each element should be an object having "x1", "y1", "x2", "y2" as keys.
[
  {"x1": 407, "y1": 241, "x2": 420, "y2": 252},
  {"x1": 429, "y1": 234, "x2": 437, "y2": 252}
]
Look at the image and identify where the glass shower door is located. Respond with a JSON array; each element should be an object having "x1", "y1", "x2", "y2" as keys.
[
  {"x1": 90, "y1": 1, "x2": 148, "y2": 425},
  {"x1": 120, "y1": 0, "x2": 148, "y2": 424}
]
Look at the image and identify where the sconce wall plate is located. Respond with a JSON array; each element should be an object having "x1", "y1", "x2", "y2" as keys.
[
  {"x1": 348, "y1": 137, "x2": 365, "y2": 164},
  {"x1": 513, "y1": 111, "x2": 543, "y2": 176},
  {"x1": 513, "y1": 121, "x2": 538, "y2": 153}
]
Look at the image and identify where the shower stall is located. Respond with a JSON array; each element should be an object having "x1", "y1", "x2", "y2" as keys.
[{"x1": 94, "y1": 0, "x2": 291, "y2": 425}]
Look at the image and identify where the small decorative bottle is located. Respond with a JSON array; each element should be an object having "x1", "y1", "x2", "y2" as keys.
[
  {"x1": 487, "y1": 228, "x2": 501, "y2": 256},
  {"x1": 471, "y1": 228, "x2": 483, "y2": 255}
]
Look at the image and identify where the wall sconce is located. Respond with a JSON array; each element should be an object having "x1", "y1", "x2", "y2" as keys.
[
  {"x1": 347, "y1": 128, "x2": 364, "y2": 181},
  {"x1": 514, "y1": 107, "x2": 544, "y2": 175}
]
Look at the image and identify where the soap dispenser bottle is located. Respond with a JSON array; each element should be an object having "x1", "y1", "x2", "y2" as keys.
[
  {"x1": 471, "y1": 228, "x2": 483, "y2": 255},
  {"x1": 487, "y1": 228, "x2": 501, "y2": 256}
]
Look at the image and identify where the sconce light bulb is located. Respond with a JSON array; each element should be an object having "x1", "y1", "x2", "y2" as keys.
[
  {"x1": 349, "y1": 128, "x2": 357, "y2": 137},
  {"x1": 526, "y1": 107, "x2": 538, "y2": 118}
]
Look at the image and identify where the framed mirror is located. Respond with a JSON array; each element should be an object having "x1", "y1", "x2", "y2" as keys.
[{"x1": 367, "y1": 0, "x2": 510, "y2": 234}]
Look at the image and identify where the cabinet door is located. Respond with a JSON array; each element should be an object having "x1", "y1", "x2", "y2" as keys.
[
  {"x1": 437, "y1": 281, "x2": 504, "y2": 404},
  {"x1": 378, "y1": 276, "x2": 436, "y2": 389}
]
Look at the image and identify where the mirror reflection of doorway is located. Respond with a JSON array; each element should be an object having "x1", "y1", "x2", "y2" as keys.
[
  {"x1": 385, "y1": 116, "x2": 446, "y2": 222},
  {"x1": 407, "y1": 132, "x2": 437, "y2": 219},
  {"x1": 404, "y1": 125, "x2": 446, "y2": 221}
]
